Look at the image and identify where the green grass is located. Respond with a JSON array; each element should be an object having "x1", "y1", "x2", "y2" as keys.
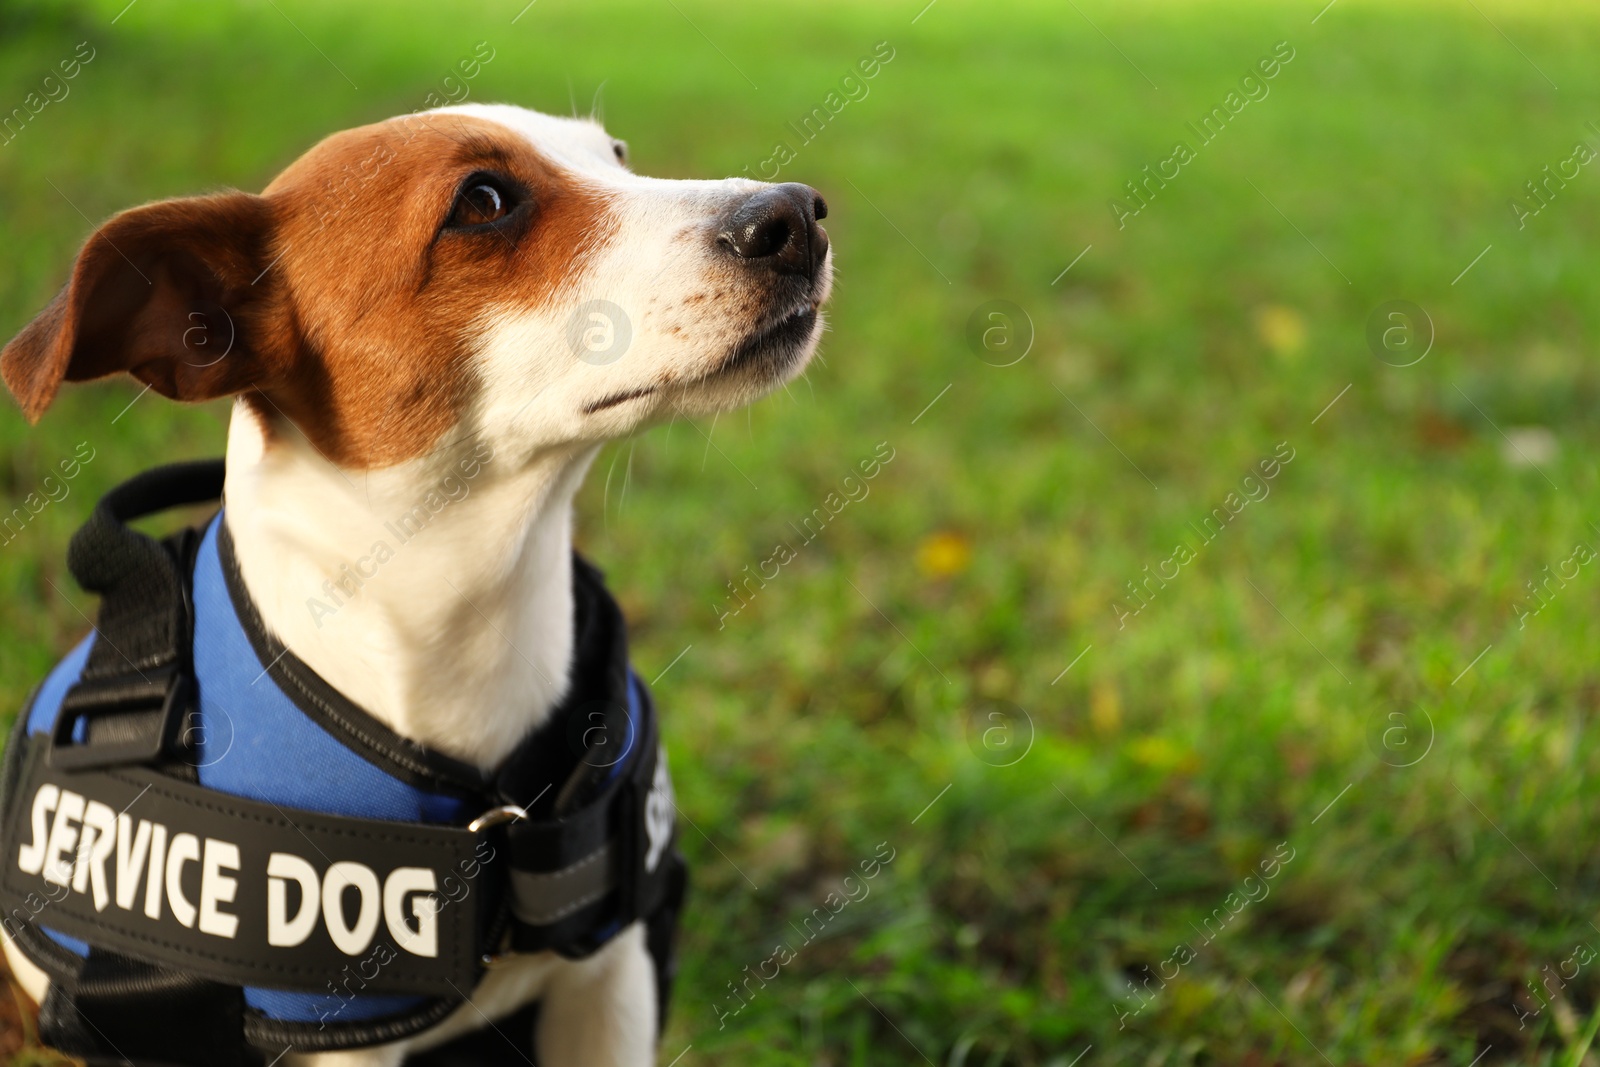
[{"x1": 3, "y1": 0, "x2": 1600, "y2": 1062}]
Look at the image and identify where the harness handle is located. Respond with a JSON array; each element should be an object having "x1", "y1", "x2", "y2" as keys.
[{"x1": 51, "y1": 458, "x2": 224, "y2": 771}]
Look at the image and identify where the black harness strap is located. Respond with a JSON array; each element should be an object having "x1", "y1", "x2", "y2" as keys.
[
  {"x1": 39, "y1": 952, "x2": 278, "y2": 1067},
  {"x1": 403, "y1": 1001, "x2": 540, "y2": 1066},
  {"x1": 50, "y1": 460, "x2": 222, "y2": 772},
  {"x1": 18, "y1": 459, "x2": 262, "y2": 1066}
]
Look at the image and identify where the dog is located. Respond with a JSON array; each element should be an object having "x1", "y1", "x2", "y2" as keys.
[{"x1": 0, "y1": 102, "x2": 832, "y2": 1066}]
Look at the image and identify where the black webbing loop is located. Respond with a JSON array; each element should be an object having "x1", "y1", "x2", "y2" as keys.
[
  {"x1": 40, "y1": 949, "x2": 277, "y2": 1067},
  {"x1": 49, "y1": 460, "x2": 223, "y2": 771}
]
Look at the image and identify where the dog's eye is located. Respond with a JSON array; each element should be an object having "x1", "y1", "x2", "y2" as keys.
[
  {"x1": 447, "y1": 180, "x2": 512, "y2": 228},
  {"x1": 611, "y1": 140, "x2": 628, "y2": 165}
]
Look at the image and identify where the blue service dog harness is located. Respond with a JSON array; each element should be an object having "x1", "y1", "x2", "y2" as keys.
[{"x1": 0, "y1": 460, "x2": 688, "y2": 1066}]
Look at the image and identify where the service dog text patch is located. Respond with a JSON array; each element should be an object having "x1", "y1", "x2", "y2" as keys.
[{"x1": 1, "y1": 738, "x2": 487, "y2": 995}]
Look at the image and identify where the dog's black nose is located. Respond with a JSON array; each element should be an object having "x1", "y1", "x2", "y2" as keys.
[{"x1": 719, "y1": 183, "x2": 829, "y2": 278}]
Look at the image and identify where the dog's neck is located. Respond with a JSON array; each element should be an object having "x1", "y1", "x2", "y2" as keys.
[{"x1": 221, "y1": 403, "x2": 597, "y2": 773}]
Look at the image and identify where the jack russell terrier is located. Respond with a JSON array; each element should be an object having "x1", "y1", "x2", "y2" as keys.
[{"x1": 0, "y1": 103, "x2": 832, "y2": 1066}]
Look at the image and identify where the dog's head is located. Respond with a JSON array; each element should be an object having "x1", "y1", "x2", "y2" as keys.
[{"x1": 1, "y1": 103, "x2": 832, "y2": 468}]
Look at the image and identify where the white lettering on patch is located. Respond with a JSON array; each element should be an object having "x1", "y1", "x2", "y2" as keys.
[
  {"x1": 12, "y1": 783, "x2": 444, "y2": 957},
  {"x1": 644, "y1": 746, "x2": 675, "y2": 874}
]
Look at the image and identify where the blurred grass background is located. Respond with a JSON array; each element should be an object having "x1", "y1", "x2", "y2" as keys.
[{"x1": 3, "y1": 0, "x2": 1600, "y2": 1063}]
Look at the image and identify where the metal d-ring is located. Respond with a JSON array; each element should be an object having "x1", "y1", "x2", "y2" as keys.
[{"x1": 468, "y1": 804, "x2": 528, "y2": 833}]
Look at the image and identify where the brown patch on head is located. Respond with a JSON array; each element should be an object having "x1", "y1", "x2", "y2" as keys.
[
  {"x1": 254, "y1": 113, "x2": 617, "y2": 465},
  {"x1": 1, "y1": 112, "x2": 618, "y2": 469}
]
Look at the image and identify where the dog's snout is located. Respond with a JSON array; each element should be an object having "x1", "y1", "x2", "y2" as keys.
[{"x1": 718, "y1": 183, "x2": 830, "y2": 278}]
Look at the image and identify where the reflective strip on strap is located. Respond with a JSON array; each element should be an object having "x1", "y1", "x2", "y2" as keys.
[{"x1": 509, "y1": 842, "x2": 616, "y2": 925}]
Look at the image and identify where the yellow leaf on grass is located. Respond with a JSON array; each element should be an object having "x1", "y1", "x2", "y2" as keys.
[
  {"x1": 917, "y1": 531, "x2": 972, "y2": 578},
  {"x1": 1090, "y1": 679, "x2": 1121, "y2": 736},
  {"x1": 1170, "y1": 978, "x2": 1213, "y2": 1021},
  {"x1": 1128, "y1": 734, "x2": 1199, "y2": 775},
  {"x1": 1254, "y1": 304, "x2": 1307, "y2": 361}
]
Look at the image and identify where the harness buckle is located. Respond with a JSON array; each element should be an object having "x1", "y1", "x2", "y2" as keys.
[{"x1": 49, "y1": 663, "x2": 192, "y2": 771}]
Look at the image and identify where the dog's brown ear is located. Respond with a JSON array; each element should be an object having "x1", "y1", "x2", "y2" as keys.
[{"x1": 2, "y1": 192, "x2": 282, "y2": 422}]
